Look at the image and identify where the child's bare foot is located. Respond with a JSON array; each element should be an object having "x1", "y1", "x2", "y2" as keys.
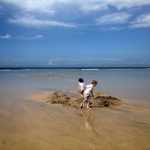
[{"x1": 87, "y1": 107, "x2": 91, "y2": 110}]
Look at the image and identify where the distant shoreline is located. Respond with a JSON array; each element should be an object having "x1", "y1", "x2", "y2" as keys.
[{"x1": 0, "y1": 66, "x2": 150, "y2": 70}]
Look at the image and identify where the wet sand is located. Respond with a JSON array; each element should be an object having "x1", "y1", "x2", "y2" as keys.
[{"x1": 0, "y1": 91, "x2": 150, "y2": 150}]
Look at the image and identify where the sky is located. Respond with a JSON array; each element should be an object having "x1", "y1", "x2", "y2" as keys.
[{"x1": 0, "y1": 0, "x2": 150, "y2": 67}]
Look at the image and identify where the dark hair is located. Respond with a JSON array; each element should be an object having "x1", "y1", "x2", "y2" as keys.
[
  {"x1": 92, "y1": 80, "x2": 98, "y2": 85},
  {"x1": 78, "y1": 78, "x2": 84, "y2": 83}
]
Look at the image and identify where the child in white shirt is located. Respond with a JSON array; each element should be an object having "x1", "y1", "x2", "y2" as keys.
[
  {"x1": 81, "y1": 80, "x2": 98, "y2": 109},
  {"x1": 78, "y1": 78, "x2": 85, "y2": 97}
]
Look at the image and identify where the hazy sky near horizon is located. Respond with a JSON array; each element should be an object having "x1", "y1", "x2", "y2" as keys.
[{"x1": 0, "y1": 0, "x2": 150, "y2": 67}]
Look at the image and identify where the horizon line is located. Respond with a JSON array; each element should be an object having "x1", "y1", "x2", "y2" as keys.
[{"x1": 0, "y1": 66, "x2": 150, "y2": 70}]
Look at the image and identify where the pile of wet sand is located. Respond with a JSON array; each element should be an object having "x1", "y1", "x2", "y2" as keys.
[{"x1": 45, "y1": 91, "x2": 121, "y2": 109}]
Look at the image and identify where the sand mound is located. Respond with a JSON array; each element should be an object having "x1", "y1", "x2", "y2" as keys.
[{"x1": 46, "y1": 91, "x2": 121, "y2": 109}]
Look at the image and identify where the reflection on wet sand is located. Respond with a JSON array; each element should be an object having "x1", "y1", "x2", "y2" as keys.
[{"x1": 80, "y1": 110, "x2": 98, "y2": 136}]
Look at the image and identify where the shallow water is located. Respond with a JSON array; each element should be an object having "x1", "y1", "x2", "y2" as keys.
[
  {"x1": 0, "y1": 69, "x2": 150, "y2": 102},
  {"x1": 0, "y1": 69, "x2": 150, "y2": 150}
]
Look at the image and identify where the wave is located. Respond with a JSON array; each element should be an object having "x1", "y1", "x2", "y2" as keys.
[
  {"x1": 81, "y1": 69, "x2": 99, "y2": 71},
  {"x1": 0, "y1": 69, "x2": 36, "y2": 72},
  {"x1": 81, "y1": 67, "x2": 150, "y2": 71},
  {"x1": 0, "y1": 69, "x2": 15, "y2": 72}
]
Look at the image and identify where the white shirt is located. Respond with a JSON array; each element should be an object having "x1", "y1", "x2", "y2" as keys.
[
  {"x1": 78, "y1": 82, "x2": 85, "y2": 91},
  {"x1": 84, "y1": 84, "x2": 94, "y2": 95}
]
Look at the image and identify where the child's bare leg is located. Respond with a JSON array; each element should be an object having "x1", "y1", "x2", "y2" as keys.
[
  {"x1": 87, "y1": 101, "x2": 91, "y2": 109},
  {"x1": 80, "y1": 100, "x2": 86, "y2": 108},
  {"x1": 79, "y1": 91, "x2": 84, "y2": 97},
  {"x1": 79, "y1": 93, "x2": 83, "y2": 97}
]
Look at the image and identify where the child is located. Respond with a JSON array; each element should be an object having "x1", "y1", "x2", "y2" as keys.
[
  {"x1": 78, "y1": 78, "x2": 85, "y2": 97},
  {"x1": 80, "y1": 80, "x2": 98, "y2": 109}
]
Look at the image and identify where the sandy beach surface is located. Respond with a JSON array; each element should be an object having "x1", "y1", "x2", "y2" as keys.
[
  {"x1": 0, "y1": 90, "x2": 150, "y2": 150},
  {"x1": 0, "y1": 69, "x2": 150, "y2": 150}
]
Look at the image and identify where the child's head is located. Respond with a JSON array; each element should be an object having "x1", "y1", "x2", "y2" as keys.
[
  {"x1": 78, "y1": 78, "x2": 84, "y2": 83},
  {"x1": 92, "y1": 80, "x2": 98, "y2": 86}
]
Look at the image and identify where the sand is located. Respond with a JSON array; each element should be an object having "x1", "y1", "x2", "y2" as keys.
[
  {"x1": 0, "y1": 91, "x2": 150, "y2": 150},
  {"x1": 29, "y1": 91, "x2": 121, "y2": 108}
]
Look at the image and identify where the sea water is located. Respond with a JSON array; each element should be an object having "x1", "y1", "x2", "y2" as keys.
[{"x1": 0, "y1": 68, "x2": 150, "y2": 102}]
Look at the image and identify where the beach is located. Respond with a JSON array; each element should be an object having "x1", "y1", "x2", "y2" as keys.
[{"x1": 0, "y1": 68, "x2": 150, "y2": 150}]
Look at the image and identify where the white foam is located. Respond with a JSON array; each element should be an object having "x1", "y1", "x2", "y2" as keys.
[{"x1": 81, "y1": 69, "x2": 99, "y2": 71}]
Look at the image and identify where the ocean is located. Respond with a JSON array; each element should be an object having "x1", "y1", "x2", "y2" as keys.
[{"x1": 0, "y1": 67, "x2": 150, "y2": 102}]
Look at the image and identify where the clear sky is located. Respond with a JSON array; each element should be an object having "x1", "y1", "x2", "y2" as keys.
[{"x1": 0, "y1": 0, "x2": 150, "y2": 67}]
